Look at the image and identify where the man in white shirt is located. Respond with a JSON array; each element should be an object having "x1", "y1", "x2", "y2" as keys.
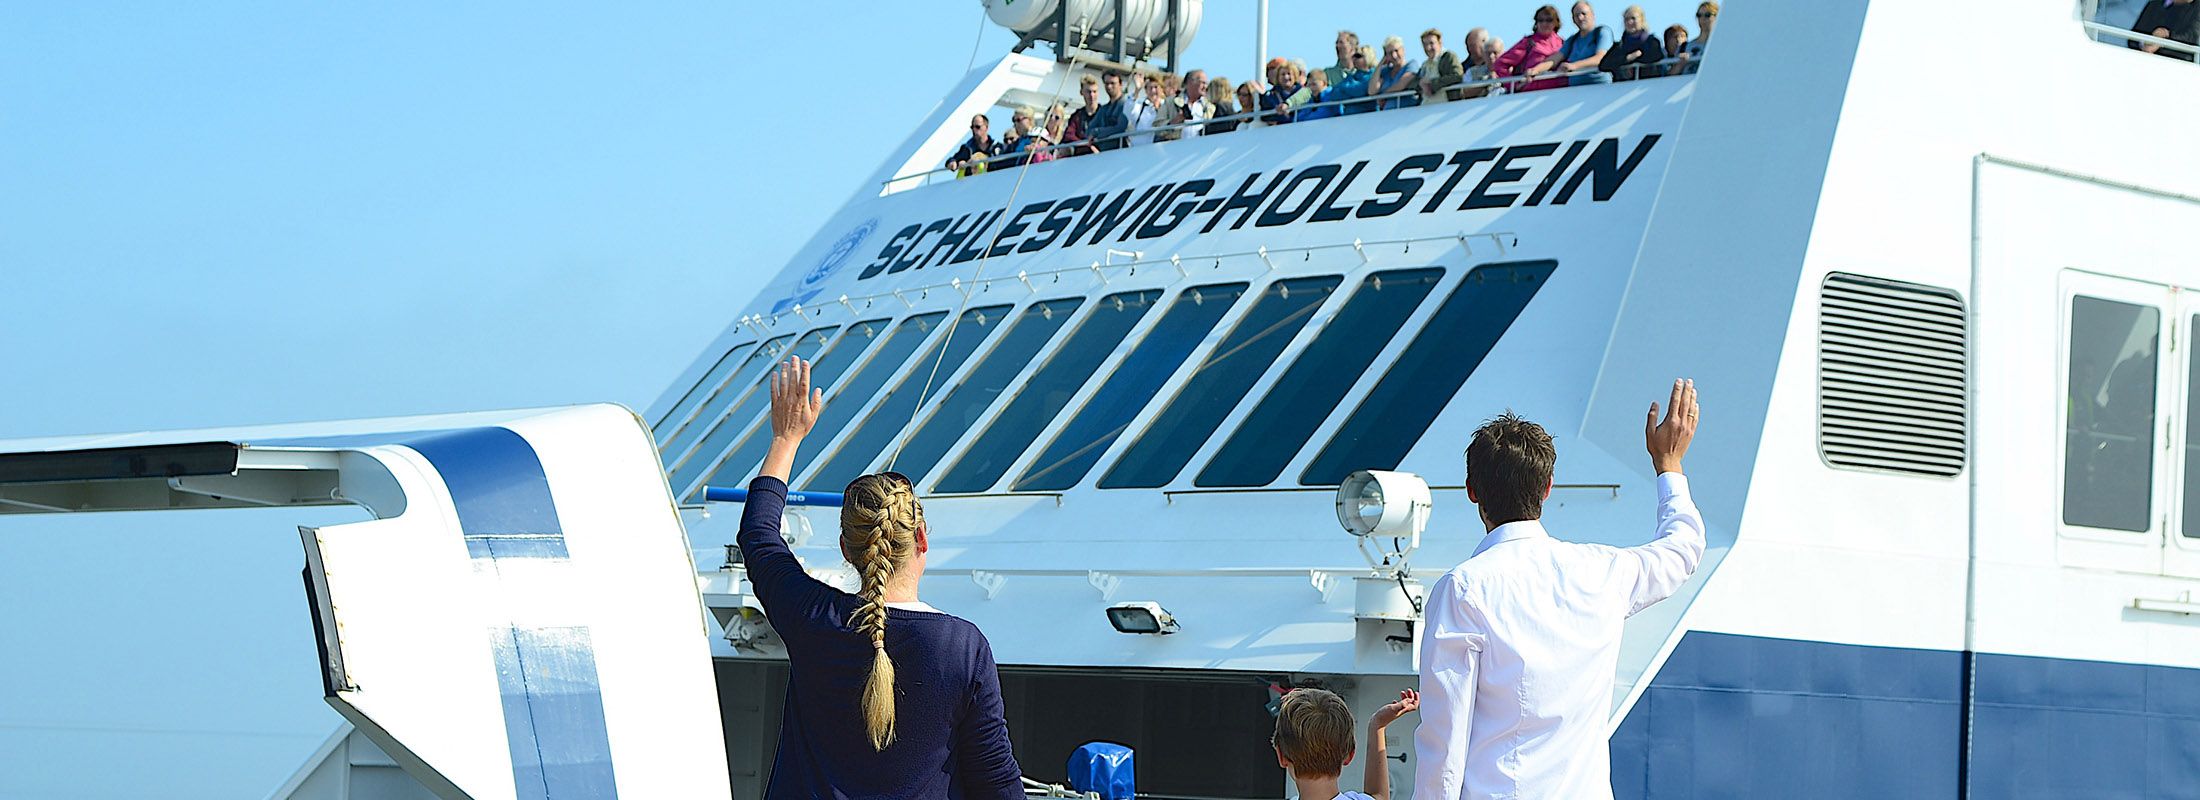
[
  {"x1": 1414, "y1": 379, "x2": 1704, "y2": 800},
  {"x1": 1176, "y1": 69, "x2": 1211, "y2": 139}
]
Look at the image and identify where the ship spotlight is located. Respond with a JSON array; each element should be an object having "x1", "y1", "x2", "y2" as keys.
[
  {"x1": 1106, "y1": 602, "x2": 1180, "y2": 635},
  {"x1": 1334, "y1": 470, "x2": 1430, "y2": 575}
]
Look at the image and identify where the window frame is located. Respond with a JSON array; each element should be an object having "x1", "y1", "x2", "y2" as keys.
[
  {"x1": 784, "y1": 308, "x2": 990, "y2": 490},
  {"x1": 2165, "y1": 304, "x2": 2200, "y2": 577},
  {"x1": 1190, "y1": 266, "x2": 1454, "y2": 489},
  {"x1": 800, "y1": 302, "x2": 1021, "y2": 490},
  {"x1": 922, "y1": 288, "x2": 1175, "y2": 495},
  {"x1": 1098, "y1": 274, "x2": 1350, "y2": 489},
  {"x1": 1296, "y1": 260, "x2": 1558, "y2": 487},
  {"x1": 652, "y1": 339, "x2": 755, "y2": 444},
  {"x1": 991, "y1": 280, "x2": 1262, "y2": 493},
  {"x1": 884, "y1": 296, "x2": 1089, "y2": 487},
  {"x1": 2055, "y1": 271, "x2": 2174, "y2": 572}
]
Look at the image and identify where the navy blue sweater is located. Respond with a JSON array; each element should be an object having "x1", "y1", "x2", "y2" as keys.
[{"x1": 739, "y1": 477, "x2": 1023, "y2": 799}]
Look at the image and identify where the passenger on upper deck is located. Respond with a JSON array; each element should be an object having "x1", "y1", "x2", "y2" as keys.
[
  {"x1": 946, "y1": 114, "x2": 1002, "y2": 178},
  {"x1": 1089, "y1": 72, "x2": 1131, "y2": 151},
  {"x1": 1493, "y1": 5, "x2": 1568, "y2": 92},
  {"x1": 1601, "y1": 5, "x2": 1667, "y2": 81},
  {"x1": 1233, "y1": 80, "x2": 1267, "y2": 131},
  {"x1": 1330, "y1": 45, "x2": 1378, "y2": 114},
  {"x1": 1556, "y1": 1, "x2": 1616, "y2": 86},
  {"x1": 1374, "y1": 36, "x2": 1422, "y2": 110},
  {"x1": 1177, "y1": 69, "x2": 1213, "y2": 138},
  {"x1": 1662, "y1": 24, "x2": 1689, "y2": 75},
  {"x1": 998, "y1": 107, "x2": 1040, "y2": 169},
  {"x1": 1126, "y1": 72, "x2": 1167, "y2": 145},
  {"x1": 1063, "y1": 75, "x2": 1103, "y2": 158},
  {"x1": 1294, "y1": 67, "x2": 1340, "y2": 121},
  {"x1": 1205, "y1": 76, "x2": 1239, "y2": 134},
  {"x1": 1323, "y1": 31, "x2": 1361, "y2": 88},
  {"x1": 1674, "y1": 1, "x2": 1716, "y2": 74},
  {"x1": 1028, "y1": 104, "x2": 1069, "y2": 164},
  {"x1": 2131, "y1": 0, "x2": 2200, "y2": 62},
  {"x1": 1461, "y1": 28, "x2": 1504, "y2": 99},
  {"x1": 1417, "y1": 29, "x2": 1465, "y2": 105}
]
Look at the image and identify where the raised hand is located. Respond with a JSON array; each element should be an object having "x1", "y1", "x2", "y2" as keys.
[
  {"x1": 1645, "y1": 378, "x2": 1698, "y2": 475},
  {"x1": 1370, "y1": 688, "x2": 1420, "y2": 729},
  {"x1": 769, "y1": 357, "x2": 825, "y2": 444}
]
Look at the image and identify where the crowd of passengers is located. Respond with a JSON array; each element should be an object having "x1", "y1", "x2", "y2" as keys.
[{"x1": 947, "y1": 1, "x2": 1721, "y2": 177}]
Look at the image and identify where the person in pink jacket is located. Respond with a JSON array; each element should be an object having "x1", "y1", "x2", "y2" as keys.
[{"x1": 1492, "y1": 4, "x2": 1568, "y2": 92}]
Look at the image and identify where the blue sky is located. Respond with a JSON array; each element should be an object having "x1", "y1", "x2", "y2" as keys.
[{"x1": 0, "y1": 2, "x2": 1709, "y2": 796}]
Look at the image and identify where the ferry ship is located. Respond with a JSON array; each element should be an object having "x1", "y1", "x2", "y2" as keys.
[{"x1": 4, "y1": 1, "x2": 2199, "y2": 797}]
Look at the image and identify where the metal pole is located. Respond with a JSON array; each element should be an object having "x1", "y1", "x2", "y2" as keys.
[
  {"x1": 1057, "y1": 0, "x2": 1071, "y2": 62},
  {"x1": 1167, "y1": 0, "x2": 1179, "y2": 72},
  {"x1": 1257, "y1": 0, "x2": 1269, "y2": 88},
  {"x1": 1112, "y1": 0, "x2": 1127, "y2": 63}
]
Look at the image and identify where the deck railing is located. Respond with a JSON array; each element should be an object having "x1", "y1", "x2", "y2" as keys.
[
  {"x1": 2082, "y1": 19, "x2": 2200, "y2": 60},
  {"x1": 884, "y1": 60, "x2": 1691, "y2": 192}
]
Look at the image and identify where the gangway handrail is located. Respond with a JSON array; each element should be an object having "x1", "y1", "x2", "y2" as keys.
[
  {"x1": 702, "y1": 485, "x2": 845, "y2": 507},
  {"x1": 2082, "y1": 18, "x2": 2200, "y2": 58},
  {"x1": 885, "y1": 63, "x2": 1685, "y2": 191}
]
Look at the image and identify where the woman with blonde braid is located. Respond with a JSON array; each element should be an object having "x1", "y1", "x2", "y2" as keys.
[{"x1": 739, "y1": 357, "x2": 1023, "y2": 799}]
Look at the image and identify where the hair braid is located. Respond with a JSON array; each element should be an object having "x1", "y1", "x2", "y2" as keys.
[{"x1": 840, "y1": 474, "x2": 922, "y2": 750}]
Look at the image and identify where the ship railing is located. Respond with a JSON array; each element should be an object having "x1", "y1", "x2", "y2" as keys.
[
  {"x1": 882, "y1": 63, "x2": 1688, "y2": 192},
  {"x1": 2082, "y1": 19, "x2": 2200, "y2": 60}
]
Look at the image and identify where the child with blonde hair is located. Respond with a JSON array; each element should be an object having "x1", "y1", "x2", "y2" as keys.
[{"x1": 1273, "y1": 688, "x2": 1419, "y2": 800}]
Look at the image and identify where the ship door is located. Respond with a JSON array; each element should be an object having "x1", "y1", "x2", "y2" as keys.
[
  {"x1": 2164, "y1": 294, "x2": 2200, "y2": 579},
  {"x1": 2058, "y1": 271, "x2": 2175, "y2": 575}
]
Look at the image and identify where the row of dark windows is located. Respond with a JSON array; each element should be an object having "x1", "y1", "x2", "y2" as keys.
[{"x1": 653, "y1": 261, "x2": 1554, "y2": 497}]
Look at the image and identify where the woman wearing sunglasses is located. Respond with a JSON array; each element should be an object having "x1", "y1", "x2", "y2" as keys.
[
  {"x1": 736, "y1": 357, "x2": 1022, "y2": 798},
  {"x1": 1492, "y1": 5, "x2": 1570, "y2": 92}
]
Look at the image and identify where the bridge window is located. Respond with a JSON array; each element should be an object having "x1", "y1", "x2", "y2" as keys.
[
  {"x1": 1301, "y1": 261, "x2": 1556, "y2": 485},
  {"x1": 2063, "y1": 296, "x2": 2159, "y2": 532},
  {"x1": 777, "y1": 313, "x2": 948, "y2": 481},
  {"x1": 666, "y1": 328, "x2": 836, "y2": 494},
  {"x1": 934, "y1": 290, "x2": 1164, "y2": 493},
  {"x1": 1100, "y1": 276, "x2": 1344, "y2": 489},
  {"x1": 660, "y1": 335, "x2": 791, "y2": 472},
  {"x1": 1014, "y1": 283, "x2": 1250, "y2": 491},
  {"x1": 653, "y1": 341, "x2": 754, "y2": 446},
  {"x1": 700, "y1": 318, "x2": 895, "y2": 496},
  {"x1": 1197, "y1": 268, "x2": 1446, "y2": 487},
  {"x1": 808, "y1": 305, "x2": 1014, "y2": 490},
  {"x1": 887, "y1": 299, "x2": 1086, "y2": 486}
]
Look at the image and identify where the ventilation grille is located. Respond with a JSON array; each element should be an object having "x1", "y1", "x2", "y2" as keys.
[{"x1": 1818, "y1": 273, "x2": 1968, "y2": 476}]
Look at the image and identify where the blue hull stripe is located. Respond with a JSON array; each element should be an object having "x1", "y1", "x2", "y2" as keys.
[
  {"x1": 275, "y1": 427, "x2": 619, "y2": 798},
  {"x1": 1611, "y1": 632, "x2": 2200, "y2": 799}
]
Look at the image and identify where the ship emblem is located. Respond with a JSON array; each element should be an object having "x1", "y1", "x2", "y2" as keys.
[{"x1": 774, "y1": 218, "x2": 878, "y2": 313}]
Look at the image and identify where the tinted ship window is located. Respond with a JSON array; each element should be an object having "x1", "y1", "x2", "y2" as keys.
[
  {"x1": 2064, "y1": 295, "x2": 2158, "y2": 532},
  {"x1": 1100, "y1": 276, "x2": 1343, "y2": 488},
  {"x1": 660, "y1": 335, "x2": 791, "y2": 471},
  {"x1": 808, "y1": 305, "x2": 1013, "y2": 490},
  {"x1": 1197, "y1": 268, "x2": 1445, "y2": 487},
  {"x1": 701, "y1": 317, "x2": 894, "y2": 495},
  {"x1": 776, "y1": 314, "x2": 946, "y2": 485},
  {"x1": 935, "y1": 290, "x2": 1162, "y2": 493},
  {"x1": 1301, "y1": 261, "x2": 1555, "y2": 485},
  {"x1": 888, "y1": 299, "x2": 1084, "y2": 485},
  {"x1": 666, "y1": 328, "x2": 835, "y2": 494},
  {"x1": 653, "y1": 341, "x2": 754, "y2": 447},
  {"x1": 1014, "y1": 283, "x2": 1250, "y2": 491}
]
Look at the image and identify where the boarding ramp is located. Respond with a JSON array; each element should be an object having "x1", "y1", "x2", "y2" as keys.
[{"x1": 0, "y1": 404, "x2": 730, "y2": 799}]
